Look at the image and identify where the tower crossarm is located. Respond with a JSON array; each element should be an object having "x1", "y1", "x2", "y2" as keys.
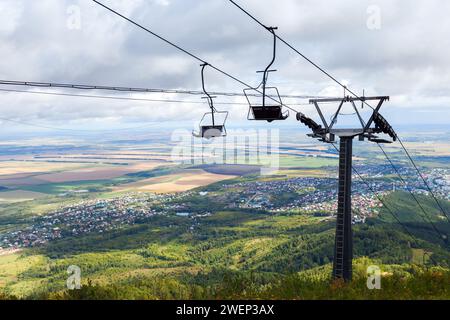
[{"x1": 298, "y1": 95, "x2": 393, "y2": 144}]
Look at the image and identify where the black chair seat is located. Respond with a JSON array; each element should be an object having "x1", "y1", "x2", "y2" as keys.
[
  {"x1": 201, "y1": 125, "x2": 223, "y2": 133},
  {"x1": 251, "y1": 106, "x2": 287, "y2": 121},
  {"x1": 200, "y1": 125, "x2": 225, "y2": 138}
]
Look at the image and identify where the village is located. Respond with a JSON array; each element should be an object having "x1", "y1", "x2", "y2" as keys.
[
  {"x1": 0, "y1": 165, "x2": 448, "y2": 250},
  {"x1": 0, "y1": 192, "x2": 188, "y2": 249}
]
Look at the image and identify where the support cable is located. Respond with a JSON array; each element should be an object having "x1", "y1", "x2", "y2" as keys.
[
  {"x1": 378, "y1": 143, "x2": 449, "y2": 240},
  {"x1": 397, "y1": 137, "x2": 450, "y2": 222},
  {"x1": 92, "y1": 0, "x2": 300, "y2": 114},
  {"x1": 0, "y1": 80, "x2": 320, "y2": 99},
  {"x1": 331, "y1": 143, "x2": 439, "y2": 265},
  {"x1": 0, "y1": 88, "x2": 251, "y2": 106}
]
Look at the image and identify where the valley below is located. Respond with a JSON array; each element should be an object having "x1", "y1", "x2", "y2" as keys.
[{"x1": 0, "y1": 128, "x2": 449, "y2": 300}]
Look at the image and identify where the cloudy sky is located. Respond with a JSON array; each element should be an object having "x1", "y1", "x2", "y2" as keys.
[{"x1": 0, "y1": 0, "x2": 449, "y2": 133}]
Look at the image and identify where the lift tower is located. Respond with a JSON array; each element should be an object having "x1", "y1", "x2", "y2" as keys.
[{"x1": 297, "y1": 95, "x2": 395, "y2": 281}]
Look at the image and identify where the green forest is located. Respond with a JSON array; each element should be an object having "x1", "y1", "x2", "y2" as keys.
[{"x1": 0, "y1": 191, "x2": 449, "y2": 300}]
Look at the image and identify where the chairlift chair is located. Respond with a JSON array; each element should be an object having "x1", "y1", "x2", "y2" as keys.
[
  {"x1": 192, "y1": 63, "x2": 228, "y2": 139},
  {"x1": 244, "y1": 27, "x2": 289, "y2": 122},
  {"x1": 245, "y1": 86, "x2": 288, "y2": 122},
  {"x1": 192, "y1": 110, "x2": 229, "y2": 139}
]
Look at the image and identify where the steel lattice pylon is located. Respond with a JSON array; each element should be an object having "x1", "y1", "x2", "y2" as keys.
[{"x1": 297, "y1": 95, "x2": 395, "y2": 282}]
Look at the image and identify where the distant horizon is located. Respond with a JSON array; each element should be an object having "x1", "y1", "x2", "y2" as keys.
[{"x1": 0, "y1": 122, "x2": 448, "y2": 145}]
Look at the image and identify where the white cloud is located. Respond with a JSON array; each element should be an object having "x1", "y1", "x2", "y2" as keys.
[
  {"x1": 0, "y1": 0, "x2": 23, "y2": 35},
  {"x1": 0, "y1": 0, "x2": 449, "y2": 130}
]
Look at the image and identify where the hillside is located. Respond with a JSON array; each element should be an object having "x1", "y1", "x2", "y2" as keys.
[
  {"x1": 2, "y1": 258, "x2": 450, "y2": 300},
  {"x1": 0, "y1": 191, "x2": 449, "y2": 299}
]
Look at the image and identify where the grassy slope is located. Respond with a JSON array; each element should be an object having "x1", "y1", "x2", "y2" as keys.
[
  {"x1": 6, "y1": 258, "x2": 450, "y2": 300},
  {"x1": 0, "y1": 191, "x2": 449, "y2": 299}
]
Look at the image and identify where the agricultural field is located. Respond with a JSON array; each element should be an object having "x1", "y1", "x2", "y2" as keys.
[
  {"x1": 33, "y1": 162, "x2": 167, "y2": 183},
  {"x1": 0, "y1": 161, "x2": 93, "y2": 176},
  {"x1": 0, "y1": 144, "x2": 178, "y2": 198},
  {"x1": 114, "y1": 169, "x2": 237, "y2": 193},
  {"x1": 0, "y1": 137, "x2": 340, "y2": 199},
  {"x1": 278, "y1": 155, "x2": 337, "y2": 168},
  {"x1": 0, "y1": 190, "x2": 48, "y2": 203}
]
